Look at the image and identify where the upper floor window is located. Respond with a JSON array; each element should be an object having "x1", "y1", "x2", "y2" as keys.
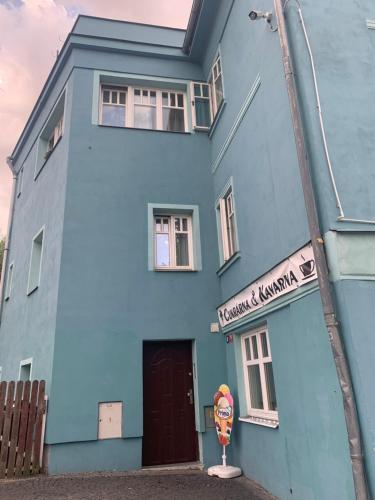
[
  {"x1": 100, "y1": 85, "x2": 187, "y2": 133},
  {"x1": 191, "y1": 54, "x2": 224, "y2": 130},
  {"x1": 101, "y1": 86, "x2": 127, "y2": 127},
  {"x1": 241, "y1": 327, "x2": 278, "y2": 422},
  {"x1": 217, "y1": 184, "x2": 238, "y2": 263},
  {"x1": 46, "y1": 116, "x2": 63, "y2": 159},
  {"x1": 17, "y1": 167, "x2": 24, "y2": 198},
  {"x1": 154, "y1": 215, "x2": 193, "y2": 270},
  {"x1": 35, "y1": 88, "x2": 66, "y2": 178},
  {"x1": 209, "y1": 54, "x2": 224, "y2": 117}
]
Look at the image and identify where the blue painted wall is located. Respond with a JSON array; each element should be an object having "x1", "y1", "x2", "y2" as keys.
[{"x1": 1, "y1": 1, "x2": 374, "y2": 497}]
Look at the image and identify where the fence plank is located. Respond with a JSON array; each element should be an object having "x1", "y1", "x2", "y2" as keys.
[
  {"x1": 0, "y1": 381, "x2": 7, "y2": 462},
  {"x1": 7, "y1": 381, "x2": 23, "y2": 477},
  {"x1": 15, "y1": 381, "x2": 31, "y2": 477},
  {"x1": 23, "y1": 381, "x2": 38, "y2": 476},
  {"x1": 0, "y1": 381, "x2": 15, "y2": 478},
  {"x1": 32, "y1": 381, "x2": 45, "y2": 474}
]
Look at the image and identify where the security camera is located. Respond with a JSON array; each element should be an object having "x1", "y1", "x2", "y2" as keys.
[{"x1": 249, "y1": 10, "x2": 273, "y2": 22}]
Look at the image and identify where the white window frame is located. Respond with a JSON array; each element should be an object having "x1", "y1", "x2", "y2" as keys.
[
  {"x1": 217, "y1": 183, "x2": 238, "y2": 263},
  {"x1": 46, "y1": 115, "x2": 63, "y2": 158},
  {"x1": 27, "y1": 226, "x2": 45, "y2": 295},
  {"x1": 190, "y1": 82, "x2": 213, "y2": 130},
  {"x1": 209, "y1": 53, "x2": 224, "y2": 117},
  {"x1": 100, "y1": 84, "x2": 188, "y2": 132},
  {"x1": 19, "y1": 357, "x2": 33, "y2": 381},
  {"x1": 241, "y1": 326, "x2": 278, "y2": 421},
  {"x1": 154, "y1": 214, "x2": 194, "y2": 270},
  {"x1": 4, "y1": 261, "x2": 14, "y2": 301}
]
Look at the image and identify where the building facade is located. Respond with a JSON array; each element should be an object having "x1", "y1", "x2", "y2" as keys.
[{"x1": 1, "y1": 1, "x2": 375, "y2": 499}]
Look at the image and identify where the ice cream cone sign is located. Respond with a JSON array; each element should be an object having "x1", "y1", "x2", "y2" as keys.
[
  {"x1": 208, "y1": 383, "x2": 241, "y2": 478},
  {"x1": 214, "y1": 384, "x2": 234, "y2": 446}
]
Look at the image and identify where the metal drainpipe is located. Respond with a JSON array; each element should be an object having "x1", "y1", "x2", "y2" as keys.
[
  {"x1": 0, "y1": 157, "x2": 17, "y2": 325},
  {"x1": 273, "y1": 1, "x2": 368, "y2": 498}
]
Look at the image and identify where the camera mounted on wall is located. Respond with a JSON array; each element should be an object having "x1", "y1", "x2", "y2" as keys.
[{"x1": 248, "y1": 10, "x2": 278, "y2": 31}]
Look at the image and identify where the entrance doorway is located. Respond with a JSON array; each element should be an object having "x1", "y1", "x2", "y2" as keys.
[{"x1": 142, "y1": 341, "x2": 198, "y2": 466}]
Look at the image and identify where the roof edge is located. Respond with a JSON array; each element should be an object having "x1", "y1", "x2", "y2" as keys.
[{"x1": 183, "y1": 0, "x2": 204, "y2": 55}]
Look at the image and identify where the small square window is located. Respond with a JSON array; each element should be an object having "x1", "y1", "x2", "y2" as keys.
[
  {"x1": 241, "y1": 327, "x2": 278, "y2": 422},
  {"x1": 154, "y1": 215, "x2": 193, "y2": 270}
]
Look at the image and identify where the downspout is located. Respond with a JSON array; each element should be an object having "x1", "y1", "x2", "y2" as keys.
[
  {"x1": 0, "y1": 157, "x2": 17, "y2": 325},
  {"x1": 273, "y1": 1, "x2": 369, "y2": 498}
]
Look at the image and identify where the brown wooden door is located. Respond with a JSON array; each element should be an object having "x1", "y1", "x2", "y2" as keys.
[{"x1": 142, "y1": 341, "x2": 198, "y2": 466}]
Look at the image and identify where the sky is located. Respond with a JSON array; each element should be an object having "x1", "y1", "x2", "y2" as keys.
[{"x1": 0, "y1": 0, "x2": 193, "y2": 237}]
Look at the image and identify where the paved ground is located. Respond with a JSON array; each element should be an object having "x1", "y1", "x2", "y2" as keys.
[{"x1": 0, "y1": 469, "x2": 276, "y2": 500}]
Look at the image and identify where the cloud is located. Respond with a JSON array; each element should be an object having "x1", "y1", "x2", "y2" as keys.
[
  {"x1": 0, "y1": 0, "x2": 192, "y2": 234},
  {"x1": 58, "y1": 0, "x2": 193, "y2": 28}
]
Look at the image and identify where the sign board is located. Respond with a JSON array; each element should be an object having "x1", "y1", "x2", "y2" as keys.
[
  {"x1": 214, "y1": 384, "x2": 234, "y2": 446},
  {"x1": 217, "y1": 243, "x2": 317, "y2": 328}
]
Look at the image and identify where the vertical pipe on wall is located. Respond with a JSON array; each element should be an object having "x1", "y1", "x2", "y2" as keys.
[
  {"x1": 273, "y1": 1, "x2": 368, "y2": 498},
  {"x1": 0, "y1": 158, "x2": 17, "y2": 325}
]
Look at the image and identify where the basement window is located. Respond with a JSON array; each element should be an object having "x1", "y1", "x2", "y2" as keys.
[{"x1": 19, "y1": 358, "x2": 32, "y2": 381}]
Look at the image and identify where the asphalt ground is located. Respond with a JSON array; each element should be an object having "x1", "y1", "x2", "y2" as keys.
[{"x1": 0, "y1": 469, "x2": 276, "y2": 500}]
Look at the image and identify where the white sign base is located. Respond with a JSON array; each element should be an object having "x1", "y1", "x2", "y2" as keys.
[{"x1": 207, "y1": 465, "x2": 242, "y2": 479}]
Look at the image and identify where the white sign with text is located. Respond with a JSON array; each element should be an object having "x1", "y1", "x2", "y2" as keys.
[{"x1": 218, "y1": 243, "x2": 317, "y2": 328}]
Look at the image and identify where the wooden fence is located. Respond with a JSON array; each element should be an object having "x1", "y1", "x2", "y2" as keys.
[{"x1": 0, "y1": 380, "x2": 47, "y2": 479}]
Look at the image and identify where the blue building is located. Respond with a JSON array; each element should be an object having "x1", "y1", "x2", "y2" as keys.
[{"x1": 1, "y1": 1, "x2": 375, "y2": 498}]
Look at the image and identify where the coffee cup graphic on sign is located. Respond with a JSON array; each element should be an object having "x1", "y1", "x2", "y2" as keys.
[{"x1": 300, "y1": 258, "x2": 315, "y2": 279}]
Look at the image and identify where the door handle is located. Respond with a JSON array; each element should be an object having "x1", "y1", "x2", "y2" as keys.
[{"x1": 187, "y1": 388, "x2": 194, "y2": 405}]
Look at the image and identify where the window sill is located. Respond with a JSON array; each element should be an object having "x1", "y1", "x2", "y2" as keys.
[
  {"x1": 238, "y1": 416, "x2": 279, "y2": 429},
  {"x1": 154, "y1": 268, "x2": 197, "y2": 272},
  {"x1": 209, "y1": 100, "x2": 226, "y2": 139},
  {"x1": 34, "y1": 135, "x2": 62, "y2": 181},
  {"x1": 217, "y1": 252, "x2": 241, "y2": 277},
  {"x1": 27, "y1": 285, "x2": 39, "y2": 297},
  {"x1": 98, "y1": 124, "x2": 191, "y2": 135}
]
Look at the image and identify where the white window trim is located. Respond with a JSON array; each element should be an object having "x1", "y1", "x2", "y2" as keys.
[
  {"x1": 209, "y1": 52, "x2": 224, "y2": 117},
  {"x1": 154, "y1": 214, "x2": 194, "y2": 271},
  {"x1": 241, "y1": 326, "x2": 278, "y2": 422},
  {"x1": 216, "y1": 179, "x2": 239, "y2": 265},
  {"x1": 100, "y1": 84, "x2": 188, "y2": 133},
  {"x1": 190, "y1": 81, "x2": 213, "y2": 130},
  {"x1": 4, "y1": 261, "x2": 14, "y2": 301},
  {"x1": 19, "y1": 357, "x2": 33, "y2": 381},
  {"x1": 27, "y1": 226, "x2": 45, "y2": 295}
]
